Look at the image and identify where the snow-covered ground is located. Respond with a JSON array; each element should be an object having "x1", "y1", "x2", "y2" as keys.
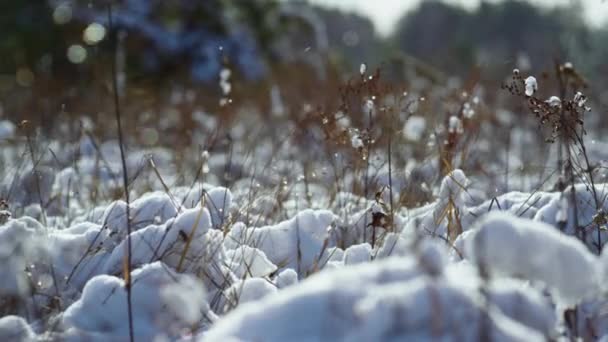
[{"x1": 2, "y1": 70, "x2": 608, "y2": 341}]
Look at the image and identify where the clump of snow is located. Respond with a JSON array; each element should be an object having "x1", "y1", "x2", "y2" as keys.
[
  {"x1": 11, "y1": 167, "x2": 55, "y2": 208},
  {"x1": 448, "y1": 115, "x2": 464, "y2": 134},
  {"x1": 102, "y1": 206, "x2": 214, "y2": 275},
  {"x1": 0, "y1": 316, "x2": 35, "y2": 342},
  {"x1": 375, "y1": 233, "x2": 410, "y2": 258},
  {"x1": 574, "y1": 91, "x2": 587, "y2": 108},
  {"x1": 225, "y1": 245, "x2": 277, "y2": 278},
  {"x1": 0, "y1": 219, "x2": 41, "y2": 296},
  {"x1": 439, "y1": 169, "x2": 469, "y2": 201},
  {"x1": 351, "y1": 134, "x2": 364, "y2": 149},
  {"x1": 545, "y1": 96, "x2": 561, "y2": 108},
  {"x1": 274, "y1": 268, "x2": 298, "y2": 289},
  {"x1": 533, "y1": 184, "x2": 608, "y2": 250},
  {"x1": 462, "y1": 102, "x2": 475, "y2": 118},
  {"x1": 524, "y1": 76, "x2": 537, "y2": 96},
  {"x1": 225, "y1": 209, "x2": 336, "y2": 276},
  {"x1": 224, "y1": 277, "x2": 277, "y2": 306},
  {"x1": 415, "y1": 238, "x2": 448, "y2": 276},
  {"x1": 131, "y1": 191, "x2": 178, "y2": 228},
  {"x1": 100, "y1": 200, "x2": 129, "y2": 241},
  {"x1": 0, "y1": 209, "x2": 10, "y2": 225},
  {"x1": 0, "y1": 120, "x2": 16, "y2": 140},
  {"x1": 219, "y1": 67, "x2": 232, "y2": 106},
  {"x1": 343, "y1": 243, "x2": 372, "y2": 265},
  {"x1": 465, "y1": 211, "x2": 599, "y2": 304},
  {"x1": 63, "y1": 261, "x2": 207, "y2": 340},
  {"x1": 488, "y1": 280, "x2": 556, "y2": 336},
  {"x1": 403, "y1": 116, "x2": 426, "y2": 141},
  {"x1": 206, "y1": 187, "x2": 232, "y2": 228},
  {"x1": 364, "y1": 99, "x2": 374, "y2": 113}
]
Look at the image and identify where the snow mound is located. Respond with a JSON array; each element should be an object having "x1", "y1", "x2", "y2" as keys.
[
  {"x1": 206, "y1": 187, "x2": 232, "y2": 228},
  {"x1": 0, "y1": 120, "x2": 16, "y2": 140},
  {"x1": 203, "y1": 256, "x2": 553, "y2": 341},
  {"x1": 465, "y1": 211, "x2": 599, "y2": 304},
  {"x1": 224, "y1": 277, "x2": 277, "y2": 306},
  {"x1": 225, "y1": 245, "x2": 277, "y2": 278},
  {"x1": 63, "y1": 261, "x2": 207, "y2": 340},
  {"x1": 103, "y1": 206, "x2": 214, "y2": 275},
  {"x1": 0, "y1": 218, "x2": 42, "y2": 296},
  {"x1": 225, "y1": 209, "x2": 336, "y2": 276},
  {"x1": 0, "y1": 316, "x2": 36, "y2": 342}
]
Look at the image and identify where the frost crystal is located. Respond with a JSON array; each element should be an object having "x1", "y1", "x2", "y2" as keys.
[{"x1": 524, "y1": 76, "x2": 537, "y2": 96}]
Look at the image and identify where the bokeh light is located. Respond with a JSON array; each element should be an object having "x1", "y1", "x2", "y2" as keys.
[
  {"x1": 52, "y1": 3, "x2": 72, "y2": 25},
  {"x1": 67, "y1": 45, "x2": 87, "y2": 64},
  {"x1": 83, "y1": 23, "x2": 106, "y2": 45},
  {"x1": 16, "y1": 68, "x2": 35, "y2": 87}
]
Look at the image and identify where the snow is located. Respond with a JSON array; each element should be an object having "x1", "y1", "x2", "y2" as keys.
[
  {"x1": 1, "y1": 146, "x2": 607, "y2": 341},
  {"x1": 225, "y1": 245, "x2": 277, "y2": 278},
  {"x1": 130, "y1": 191, "x2": 178, "y2": 227},
  {"x1": 63, "y1": 261, "x2": 207, "y2": 340},
  {"x1": 343, "y1": 243, "x2": 372, "y2": 264},
  {"x1": 448, "y1": 115, "x2": 464, "y2": 134},
  {"x1": 545, "y1": 96, "x2": 561, "y2": 107},
  {"x1": 102, "y1": 206, "x2": 213, "y2": 275},
  {"x1": 359, "y1": 63, "x2": 366, "y2": 75},
  {"x1": 203, "y1": 256, "x2": 551, "y2": 341},
  {"x1": 574, "y1": 91, "x2": 587, "y2": 107},
  {"x1": 3, "y1": 58, "x2": 608, "y2": 341},
  {"x1": 0, "y1": 316, "x2": 35, "y2": 342},
  {"x1": 57, "y1": 179, "x2": 601, "y2": 339},
  {"x1": 465, "y1": 211, "x2": 599, "y2": 304},
  {"x1": 0, "y1": 219, "x2": 40, "y2": 296},
  {"x1": 351, "y1": 134, "x2": 364, "y2": 149},
  {"x1": 525, "y1": 76, "x2": 537, "y2": 96},
  {"x1": 364, "y1": 99, "x2": 374, "y2": 113},
  {"x1": 462, "y1": 102, "x2": 476, "y2": 118},
  {"x1": 225, "y1": 277, "x2": 277, "y2": 305},
  {"x1": 0, "y1": 120, "x2": 16, "y2": 140},
  {"x1": 403, "y1": 115, "x2": 426, "y2": 141},
  {"x1": 206, "y1": 187, "x2": 232, "y2": 228},
  {"x1": 487, "y1": 280, "x2": 556, "y2": 336},
  {"x1": 225, "y1": 209, "x2": 336, "y2": 276},
  {"x1": 274, "y1": 268, "x2": 298, "y2": 288}
]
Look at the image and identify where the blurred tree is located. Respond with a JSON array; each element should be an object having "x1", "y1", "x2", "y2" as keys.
[
  {"x1": 0, "y1": 1, "x2": 64, "y2": 75},
  {"x1": 311, "y1": 6, "x2": 385, "y2": 72},
  {"x1": 0, "y1": 0, "x2": 292, "y2": 83},
  {"x1": 392, "y1": 0, "x2": 590, "y2": 78}
]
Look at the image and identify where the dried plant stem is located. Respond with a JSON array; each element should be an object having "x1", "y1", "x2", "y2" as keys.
[
  {"x1": 108, "y1": 4, "x2": 134, "y2": 342},
  {"x1": 177, "y1": 200, "x2": 207, "y2": 272},
  {"x1": 387, "y1": 129, "x2": 394, "y2": 231}
]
